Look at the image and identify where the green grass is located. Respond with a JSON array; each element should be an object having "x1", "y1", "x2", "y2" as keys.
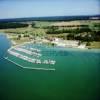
[
  {"x1": 34, "y1": 21, "x2": 54, "y2": 27},
  {"x1": 89, "y1": 42, "x2": 100, "y2": 49}
]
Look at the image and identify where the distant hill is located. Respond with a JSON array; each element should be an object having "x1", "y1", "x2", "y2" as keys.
[{"x1": 0, "y1": 15, "x2": 100, "y2": 22}]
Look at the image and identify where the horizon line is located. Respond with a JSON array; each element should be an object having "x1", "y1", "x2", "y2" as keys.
[{"x1": 0, "y1": 14, "x2": 100, "y2": 20}]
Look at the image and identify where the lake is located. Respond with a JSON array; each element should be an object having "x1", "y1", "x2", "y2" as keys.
[{"x1": 0, "y1": 33, "x2": 100, "y2": 100}]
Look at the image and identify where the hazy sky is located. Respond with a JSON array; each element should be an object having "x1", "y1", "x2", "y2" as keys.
[{"x1": 0, "y1": 0, "x2": 100, "y2": 19}]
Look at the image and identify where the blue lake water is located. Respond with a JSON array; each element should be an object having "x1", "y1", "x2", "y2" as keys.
[{"x1": 0, "y1": 33, "x2": 100, "y2": 100}]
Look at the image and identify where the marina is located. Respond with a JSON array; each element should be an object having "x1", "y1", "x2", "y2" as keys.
[
  {"x1": 13, "y1": 47, "x2": 42, "y2": 57},
  {"x1": 8, "y1": 49, "x2": 55, "y2": 65},
  {"x1": 6, "y1": 42, "x2": 56, "y2": 70}
]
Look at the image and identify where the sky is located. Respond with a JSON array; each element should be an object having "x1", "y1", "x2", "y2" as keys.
[{"x1": 0, "y1": 0, "x2": 100, "y2": 19}]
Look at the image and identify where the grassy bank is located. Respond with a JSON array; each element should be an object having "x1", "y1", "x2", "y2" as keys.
[{"x1": 87, "y1": 42, "x2": 100, "y2": 49}]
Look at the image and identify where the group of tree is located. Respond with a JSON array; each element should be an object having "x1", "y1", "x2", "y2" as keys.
[
  {"x1": 67, "y1": 31, "x2": 100, "y2": 42},
  {"x1": 46, "y1": 25, "x2": 100, "y2": 42},
  {"x1": 46, "y1": 26, "x2": 92, "y2": 34},
  {"x1": 0, "y1": 22, "x2": 28, "y2": 29},
  {"x1": 31, "y1": 22, "x2": 36, "y2": 28}
]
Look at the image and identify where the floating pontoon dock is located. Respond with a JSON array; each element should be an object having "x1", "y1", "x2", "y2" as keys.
[{"x1": 4, "y1": 57, "x2": 55, "y2": 71}]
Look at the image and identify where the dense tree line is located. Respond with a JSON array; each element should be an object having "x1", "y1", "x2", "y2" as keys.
[
  {"x1": 46, "y1": 25, "x2": 100, "y2": 42},
  {"x1": 67, "y1": 31, "x2": 100, "y2": 41},
  {"x1": 46, "y1": 25, "x2": 92, "y2": 34},
  {"x1": 0, "y1": 22, "x2": 28, "y2": 29}
]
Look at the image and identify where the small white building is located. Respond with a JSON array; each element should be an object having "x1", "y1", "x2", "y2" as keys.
[
  {"x1": 77, "y1": 44, "x2": 86, "y2": 49},
  {"x1": 52, "y1": 38, "x2": 79, "y2": 48}
]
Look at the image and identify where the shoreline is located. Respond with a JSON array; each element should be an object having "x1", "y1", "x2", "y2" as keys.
[
  {"x1": 0, "y1": 32, "x2": 100, "y2": 51},
  {"x1": 6, "y1": 40, "x2": 100, "y2": 54}
]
